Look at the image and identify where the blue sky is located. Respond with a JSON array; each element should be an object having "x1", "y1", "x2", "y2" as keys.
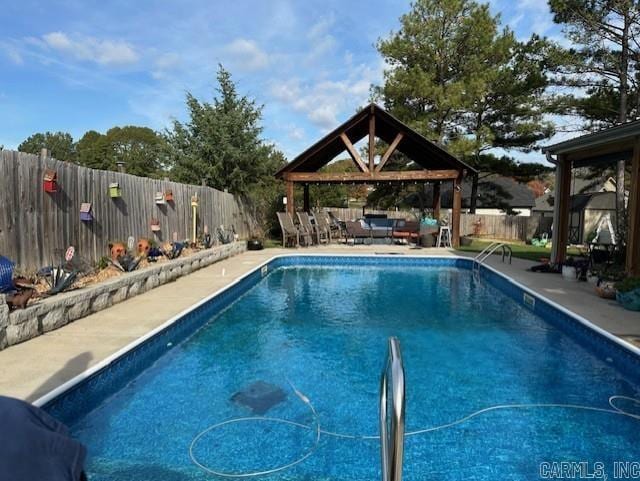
[{"x1": 0, "y1": 0, "x2": 566, "y2": 164}]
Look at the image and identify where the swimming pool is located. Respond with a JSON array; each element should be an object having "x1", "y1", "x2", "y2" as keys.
[{"x1": 39, "y1": 256, "x2": 640, "y2": 481}]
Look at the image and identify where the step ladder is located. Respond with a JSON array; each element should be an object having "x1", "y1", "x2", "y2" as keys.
[
  {"x1": 472, "y1": 242, "x2": 512, "y2": 279},
  {"x1": 436, "y1": 226, "x2": 452, "y2": 248}
]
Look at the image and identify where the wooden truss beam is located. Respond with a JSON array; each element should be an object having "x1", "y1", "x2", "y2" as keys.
[
  {"x1": 340, "y1": 133, "x2": 369, "y2": 173},
  {"x1": 376, "y1": 133, "x2": 404, "y2": 172},
  {"x1": 283, "y1": 169, "x2": 459, "y2": 184},
  {"x1": 369, "y1": 114, "x2": 376, "y2": 171}
]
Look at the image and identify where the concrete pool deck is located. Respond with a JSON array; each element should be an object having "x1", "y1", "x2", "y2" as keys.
[{"x1": 0, "y1": 244, "x2": 638, "y2": 402}]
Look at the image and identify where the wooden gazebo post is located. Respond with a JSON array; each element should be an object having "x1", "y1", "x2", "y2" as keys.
[
  {"x1": 451, "y1": 176, "x2": 462, "y2": 248},
  {"x1": 626, "y1": 139, "x2": 640, "y2": 275},
  {"x1": 551, "y1": 155, "x2": 571, "y2": 264},
  {"x1": 286, "y1": 181, "x2": 294, "y2": 215},
  {"x1": 432, "y1": 182, "x2": 441, "y2": 219}
]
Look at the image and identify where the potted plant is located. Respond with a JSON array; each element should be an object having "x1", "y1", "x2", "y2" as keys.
[
  {"x1": 615, "y1": 277, "x2": 640, "y2": 311},
  {"x1": 562, "y1": 257, "x2": 578, "y2": 282},
  {"x1": 595, "y1": 266, "x2": 624, "y2": 299}
]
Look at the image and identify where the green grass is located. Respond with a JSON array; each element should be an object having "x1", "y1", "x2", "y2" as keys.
[
  {"x1": 456, "y1": 239, "x2": 583, "y2": 262},
  {"x1": 262, "y1": 238, "x2": 282, "y2": 249}
]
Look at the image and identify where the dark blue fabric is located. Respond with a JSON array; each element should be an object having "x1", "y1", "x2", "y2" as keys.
[{"x1": 0, "y1": 396, "x2": 86, "y2": 481}]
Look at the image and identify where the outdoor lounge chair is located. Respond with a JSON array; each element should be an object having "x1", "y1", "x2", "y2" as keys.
[
  {"x1": 298, "y1": 212, "x2": 329, "y2": 245},
  {"x1": 344, "y1": 220, "x2": 372, "y2": 245}
]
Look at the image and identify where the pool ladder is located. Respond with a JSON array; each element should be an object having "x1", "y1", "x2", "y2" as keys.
[
  {"x1": 379, "y1": 337, "x2": 406, "y2": 481},
  {"x1": 472, "y1": 242, "x2": 512, "y2": 279}
]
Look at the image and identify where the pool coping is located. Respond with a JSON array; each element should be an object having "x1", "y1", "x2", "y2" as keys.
[{"x1": 33, "y1": 253, "x2": 640, "y2": 408}]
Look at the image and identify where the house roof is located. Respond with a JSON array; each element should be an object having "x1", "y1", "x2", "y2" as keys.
[
  {"x1": 275, "y1": 103, "x2": 476, "y2": 177},
  {"x1": 422, "y1": 174, "x2": 535, "y2": 209},
  {"x1": 533, "y1": 174, "x2": 618, "y2": 212},
  {"x1": 533, "y1": 191, "x2": 617, "y2": 213},
  {"x1": 542, "y1": 120, "x2": 640, "y2": 166}
]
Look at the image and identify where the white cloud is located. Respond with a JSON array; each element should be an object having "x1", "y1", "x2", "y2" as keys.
[
  {"x1": 271, "y1": 61, "x2": 381, "y2": 130},
  {"x1": 305, "y1": 16, "x2": 337, "y2": 63},
  {"x1": 288, "y1": 125, "x2": 305, "y2": 141},
  {"x1": 2, "y1": 45, "x2": 23, "y2": 65},
  {"x1": 224, "y1": 38, "x2": 269, "y2": 71},
  {"x1": 41, "y1": 32, "x2": 139, "y2": 66}
]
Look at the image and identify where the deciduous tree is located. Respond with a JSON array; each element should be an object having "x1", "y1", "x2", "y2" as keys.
[{"x1": 18, "y1": 131, "x2": 76, "y2": 162}]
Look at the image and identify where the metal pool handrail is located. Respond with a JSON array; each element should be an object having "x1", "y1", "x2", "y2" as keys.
[
  {"x1": 380, "y1": 337, "x2": 406, "y2": 481},
  {"x1": 472, "y1": 242, "x2": 512, "y2": 278}
]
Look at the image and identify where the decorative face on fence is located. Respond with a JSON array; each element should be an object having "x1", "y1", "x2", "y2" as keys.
[
  {"x1": 137, "y1": 239, "x2": 151, "y2": 256},
  {"x1": 109, "y1": 243, "x2": 126, "y2": 261}
]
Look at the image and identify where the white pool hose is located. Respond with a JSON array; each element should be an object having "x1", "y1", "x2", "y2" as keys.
[{"x1": 189, "y1": 384, "x2": 640, "y2": 478}]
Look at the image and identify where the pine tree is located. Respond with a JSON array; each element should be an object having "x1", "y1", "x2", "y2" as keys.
[
  {"x1": 375, "y1": 0, "x2": 554, "y2": 211},
  {"x1": 548, "y1": 0, "x2": 640, "y2": 237}
]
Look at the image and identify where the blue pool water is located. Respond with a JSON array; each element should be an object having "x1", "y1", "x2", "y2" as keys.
[{"x1": 63, "y1": 262, "x2": 639, "y2": 480}]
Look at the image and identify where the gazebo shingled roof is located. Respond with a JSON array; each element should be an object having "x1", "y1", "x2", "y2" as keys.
[
  {"x1": 276, "y1": 103, "x2": 475, "y2": 179},
  {"x1": 275, "y1": 103, "x2": 476, "y2": 247}
]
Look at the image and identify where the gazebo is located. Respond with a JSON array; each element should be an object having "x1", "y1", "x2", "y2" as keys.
[
  {"x1": 543, "y1": 121, "x2": 640, "y2": 275},
  {"x1": 274, "y1": 104, "x2": 476, "y2": 247}
]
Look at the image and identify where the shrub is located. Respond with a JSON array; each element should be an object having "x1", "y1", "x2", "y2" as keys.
[{"x1": 615, "y1": 277, "x2": 640, "y2": 293}]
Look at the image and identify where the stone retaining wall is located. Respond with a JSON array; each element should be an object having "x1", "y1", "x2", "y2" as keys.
[{"x1": 0, "y1": 242, "x2": 246, "y2": 351}]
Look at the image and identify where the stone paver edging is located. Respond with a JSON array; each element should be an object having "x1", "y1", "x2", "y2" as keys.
[{"x1": 0, "y1": 242, "x2": 246, "y2": 350}]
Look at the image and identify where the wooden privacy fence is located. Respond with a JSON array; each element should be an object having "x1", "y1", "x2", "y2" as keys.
[
  {"x1": 460, "y1": 213, "x2": 552, "y2": 242},
  {"x1": 0, "y1": 150, "x2": 253, "y2": 272},
  {"x1": 322, "y1": 207, "x2": 414, "y2": 220}
]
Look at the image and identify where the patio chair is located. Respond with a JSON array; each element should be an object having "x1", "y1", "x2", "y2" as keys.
[
  {"x1": 277, "y1": 212, "x2": 312, "y2": 247},
  {"x1": 298, "y1": 212, "x2": 328, "y2": 245},
  {"x1": 327, "y1": 211, "x2": 345, "y2": 238},
  {"x1": 312, "y1": 211, "x2": 334, "y2": 242},
  {"x1": 344, "y1": 220, "x2": 372, "y2": 245}
]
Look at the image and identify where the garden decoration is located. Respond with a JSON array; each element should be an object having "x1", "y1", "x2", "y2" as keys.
[
  {"x1": 6, "y1": 288, "x2": 36, "y2": 310},
  {"x1": 165, "y1": 189, "x2": 174, "y2": 202},
  {"x1": 216, "y1": 225, "x2": 235, "y2": 244},
  {"x1": 43, "y1": 169, "x2": 58, "y2": 193},
  {"x1": 127, "y1": 236, "x2": 136, "y2": 252},
  {"x1": 137, "y1": 238, "x2": 151, "y2": 256},
  {"x1": 37, "y1": 246, "x2": 80, "y2": 296},
  {"x1": 109, "y1": 182, "x2": 122, "y2": 198},
  {"x1": 161, "y1": 242, "x2": 184, "y2": 260},
  {"x1": 113, "y1": 253, "x2": 142, "y2": 273},
  {"x1": 80, "y1": 203, "x2": 93, "y2": 222},
  {"x1": 202, "y1": 232, "x2": 212, "y2": 248},
  {"x1": 595, "y1": 278, "x2": 617, "y2": 299},
  {"x1": 41, "y1": 265, "x2": 78, "y2": 296},
  {"x1": 0, "y1": 256, "x2": 14, "y2": 294},
  {"x1": 615, "y1": 277, "x2": 640, "y2": 311},
  {"x1": 191, "y1": 195, "x2": 199, "y2": 243},
  {"x1": 147, "y1": 246, "x2": 164, "y2": 261},
  {"x1": 155, "y1": 192, "x2": 165, "y2": 205},
  {"x1": 109, "y1": 242, "x2": 126, "y2": 261},
  {"x1": 151, "y1": 218, "x2": 161, "y2": 232},
  {"x1": 531, "y1": 233, "x2": 549, "y2": 247}
]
